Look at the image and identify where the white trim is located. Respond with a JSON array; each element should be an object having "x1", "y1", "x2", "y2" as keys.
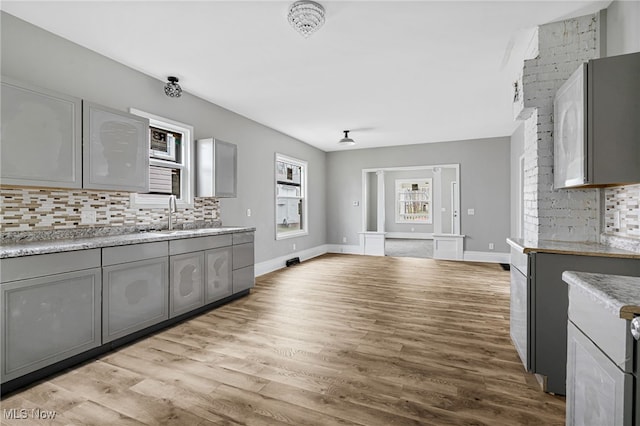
[
  {"x1": 385, "y1": 232, "x2": 433, "y2": 240},
  {"x1": 463, "y1": 251, "x2": 510, "y2": 264},
  {"x1": 255, "y1": 244, "x2": 328, "y2": 276},
  {"x1": 128, "y1": 108, "x2": 194, "y2": 209},
  {"x1": 275, "y1": 153, "x2": 308, "y2": 241}
]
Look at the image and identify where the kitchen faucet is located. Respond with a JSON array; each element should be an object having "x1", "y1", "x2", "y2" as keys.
[{"x1": 168, "y1": 195, "x2": 178, "y2": 230}]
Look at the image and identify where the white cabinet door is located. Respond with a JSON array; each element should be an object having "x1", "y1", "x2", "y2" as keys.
[
  {"x1": 103, "y1": 258, "x2": 169, "y2": 343},
  {"x1": 170, "y1": 252, "x2": 205, "y2": 317},
  {"x1": 83, "y1": 101, "x2": 149, "y2": 192},
  {"x1": 205, "y1": 246, "x2": 232, "y2": 303},
  {"x1": 1, "y1": 78, "x2": 82, "y2": 188},
  {"x1": 1, "y1": 268, "x2": 102, "y2": 382},
  {"x1": 566, "y1": 321, "x2": 633, "y2": 426}
]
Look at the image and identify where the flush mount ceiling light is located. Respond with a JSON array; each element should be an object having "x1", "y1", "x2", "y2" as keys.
[
  {"x1": 164, "y1": 76, "x2": 182, "y2": 98},
  {"x1": 338, "y1": 130, "x2": 355, "y2": 146},
  {"x1": 287, "y1": 1, "x2": 325, "y2": 38}
]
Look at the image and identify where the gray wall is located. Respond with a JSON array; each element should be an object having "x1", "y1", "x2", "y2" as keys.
[
  {"x1": 510, "y1": 122, "x2": 525, "y2": 239},
  {"x1": 326, "y1": 137, "x2": 511, "y2": 252},
  {"x1": 606, "y1": 0, "x2": 640, "y2": 56},
  {"x1": 0, "y1": 12, "x2": 327, "y2": 264}
]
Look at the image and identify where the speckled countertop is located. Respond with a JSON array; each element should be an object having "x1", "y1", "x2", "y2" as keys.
[
  {"x1": 0, "y1": 227, "x2": 256, "y2": 259},
  {"x1": 563, "y1": 271, "x2": 640, "y2": 320},
  {"x1": 507, "y1": 237, "x2": 640, "y2": 259}
]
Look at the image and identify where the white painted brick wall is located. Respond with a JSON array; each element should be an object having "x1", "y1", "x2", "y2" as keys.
[{"x1": 519, "y1": 13, "x2": 602, "y2": 242}]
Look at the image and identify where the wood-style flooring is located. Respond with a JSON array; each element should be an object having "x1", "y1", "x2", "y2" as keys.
[{"x1": 1, "y1": 254, "x2": 565, "y2": 425}]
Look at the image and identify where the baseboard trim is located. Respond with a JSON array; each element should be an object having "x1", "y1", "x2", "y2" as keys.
[
  {"x1": 327, "y1": 244, "x2": 363, "y2": 255},
  {"x1": 463, "y1": 251, "x2": 510, "y2": 264},
  {"x1": 385, "y1": 232, "x2": 433, "y2": 240},
  {"x1": 255, "y1": 244, "x2": 329, "y2": 276}
]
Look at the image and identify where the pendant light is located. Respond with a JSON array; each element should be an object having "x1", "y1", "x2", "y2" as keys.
[{"x1": 338, "y1": 130, "x2": 355, "y2": 146}]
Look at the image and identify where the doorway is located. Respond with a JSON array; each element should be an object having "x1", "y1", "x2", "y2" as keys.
[{"x1": 361, "y1": 164, "x2": 461, "y2": 259}]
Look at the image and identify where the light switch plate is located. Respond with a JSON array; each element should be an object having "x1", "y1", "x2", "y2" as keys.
[
  {"x1": 80, "y1": 210, "x2": 96, "y2": 224},
  {"x1": 467, "y1": 208, "x2": 475, "y2": 215}
]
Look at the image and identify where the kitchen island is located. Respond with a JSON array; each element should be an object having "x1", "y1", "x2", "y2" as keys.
[
  {"x1": 563, "y1": 271, "x2": 640, "y2": 425},
  {"x1": 506, "y1": 237, "x2": 640, "y2": 395}
]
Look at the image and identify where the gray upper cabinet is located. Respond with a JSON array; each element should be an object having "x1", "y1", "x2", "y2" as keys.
[
  {"x1": 0, "y1": 77, "x2": 82, "y2": 188},
  {"x1": 196, "y1": 138, "x2": 237, "y2": 198},
  {"x1": 83, "y1": 101, "x2": 149, "y2": 192},
  {"x1": 554, "y1": 52, "x2": 640, "y2": 188}
]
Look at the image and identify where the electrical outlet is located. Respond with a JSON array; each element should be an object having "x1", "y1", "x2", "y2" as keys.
[
  {"x1": 342, "y1": 237, "x2": 347, "y2": 243},
  {"x1": 467, "y1": 208, "x2": 475, "y2": 215},
  {"x1": 292, "y1": 243, "x2": 296, "y2": 251},
  {"x1": 410, "y1": 227, "x2": 415, "y2": 232},
  {"x1": 80, "y1": 210, "x2": 96, "y2": 224},
  {"x1": 614, "y1": 211, "x2": 621, "y2": 229},
  {"x1": 246, "y1": 208, "x2": 251, "y2": 217},
  {"x1": 353, "y1": 201, "x2": 360, "y2": 206},
  {"x1": 489, "y1": 243, "x2": 494, "y2": 250}
]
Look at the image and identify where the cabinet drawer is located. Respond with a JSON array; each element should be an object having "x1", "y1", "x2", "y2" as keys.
[
  {"x1": 568, "y1": 284, "x2": 632, "y2": 372},
  {"x1": 1, "y1": 268, "x2": 102, "y2": 382},
  {"x1": 232, "y1": 232, "x2": 254, "y2": 245},
  {"x1": 233, "y1": 266, "x2": 255, "y2": 293},
  {"x1": 233, "y1": 243, "x2": 254, "y2": 270},
  {"x1": 169, "y1": 234, "x2": 232, "y2": 256},
  {"x1": 1, "y1": 249, "x2": 101, "y2": 283},
  {"x1": 510, "y1": 248, "x2": 528, "y2": 275},
  {"x1": 102, "y1": 242, "x2": 168, "y2": 266}
]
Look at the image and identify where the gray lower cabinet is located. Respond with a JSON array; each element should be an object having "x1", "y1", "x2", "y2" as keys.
[
  {"x1": 232, "y1": 232, "x2": 255, "y2": 293},
  {"x1": 0, "y1": 250, "x2": 102, "y2": 383},
  {"x1": 169, "y1": 252, "x2": 205, "y2": 318},
  {"x1": 205, "y1": 246, "x2": 233, "y2": 303},
  {"x1": 510, "y1": 251, "x2": 640, "y2": 395},
  {"x1": 566, "y1": 322, "x2": 632, "y2": 426},
  {"x1": 1, "y1": 77, "x2": 82, "y2": 188},
  {"x1": 102, "y1": 243, "x2": 169, "y2": 343},
  {"x1": 566, "y1": 279, "x2": 635, "y2": 426}
]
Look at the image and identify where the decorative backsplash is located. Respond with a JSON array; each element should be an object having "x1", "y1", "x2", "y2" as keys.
[
  {"x1": 604, "y1": 184, "x2": 640, "y2": 239},
  {"x1": 0, "y1": 186, "x2": 220, "y2": 237}
]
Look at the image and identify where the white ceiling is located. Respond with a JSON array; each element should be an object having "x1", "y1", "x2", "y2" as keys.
[{"x1": 2, "y1": 1, "x2": 611, "y2": 151}]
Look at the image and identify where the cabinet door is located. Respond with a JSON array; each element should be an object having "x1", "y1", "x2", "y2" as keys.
[
  {"x1": 205, "y1": 246, "x2": 232, "y2": 303},
  {"x1": 510, "y1": 268, "x2": 529, "y2": 371},
  {"x1": 1, "y1": 78, "x2": 81, "y2": 188},
  {"x1": 103, "y1": 258, "x2": 168, "y2": 343},
  {"x1": 169, "y1": 252, "x2": 205, "y2": 318},
  {"x1": 1, "y1": 268, "x2": 101, "y2": 383},
  {"x1": 233, "y1": 266, "x2": 255, "y2": 293},
  {"x1": 566, "y1": 322, "x2": 633, "y2": 426},
  {"x1": 233, "y1": 243, "x2": 254, "y2": 270},
  {"x1": 83, "y1": 101, "x2": 149, "y2": 192},
  {"x1": 195, "y1": 138, "x2": 237, "y2": 198}
]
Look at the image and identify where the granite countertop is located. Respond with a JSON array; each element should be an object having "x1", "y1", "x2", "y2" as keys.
[
  {"x1": 0, "y1": 226, "x2": 256, "y2": 259},
  {"x1": 506, "y1": 237, "x2": 640, "y2": 259},
  {"x1": 563, "y1": 271, "x2": 640, "y2": 320}
]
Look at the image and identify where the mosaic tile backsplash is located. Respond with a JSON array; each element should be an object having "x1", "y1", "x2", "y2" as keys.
[
  {"x1": 604, "y1": 184, "x2": 640, "y2": 239},
  {"x1": 0, "y1": 186, "x2": 220, "y2": 239}
]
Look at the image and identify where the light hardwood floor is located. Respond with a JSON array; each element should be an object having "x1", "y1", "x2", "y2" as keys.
[{"x1": 1, "y1": 254, "x2": 565, "y2": 425}]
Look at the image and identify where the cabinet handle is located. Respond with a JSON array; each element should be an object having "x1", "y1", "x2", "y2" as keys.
[{"x1": 631, "y1": 317, "x2": 640, "y2": 341}]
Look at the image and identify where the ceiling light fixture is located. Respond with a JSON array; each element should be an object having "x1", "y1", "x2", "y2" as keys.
[
  {"x1": 287, "y1": 1, "x2": 325, "y2": 38},
  {"x1": 164, "y1": 76, "x2": 182, "y2": 98},
  {"x1": 338, "y1": 130, "x2": 355, "y2": 146}
]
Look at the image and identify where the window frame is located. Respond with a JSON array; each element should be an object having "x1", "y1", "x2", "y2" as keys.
[
  {"x1": 128, "y1": 108, "x2": 194, "y2": 209},
  {"x1": 275, "y1": 153, "x2": 308, "y2": 240}
]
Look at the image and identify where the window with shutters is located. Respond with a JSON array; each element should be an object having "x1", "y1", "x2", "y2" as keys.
[{"x1": 129, "y1": 109, "x2": 194, "y2": 208}]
